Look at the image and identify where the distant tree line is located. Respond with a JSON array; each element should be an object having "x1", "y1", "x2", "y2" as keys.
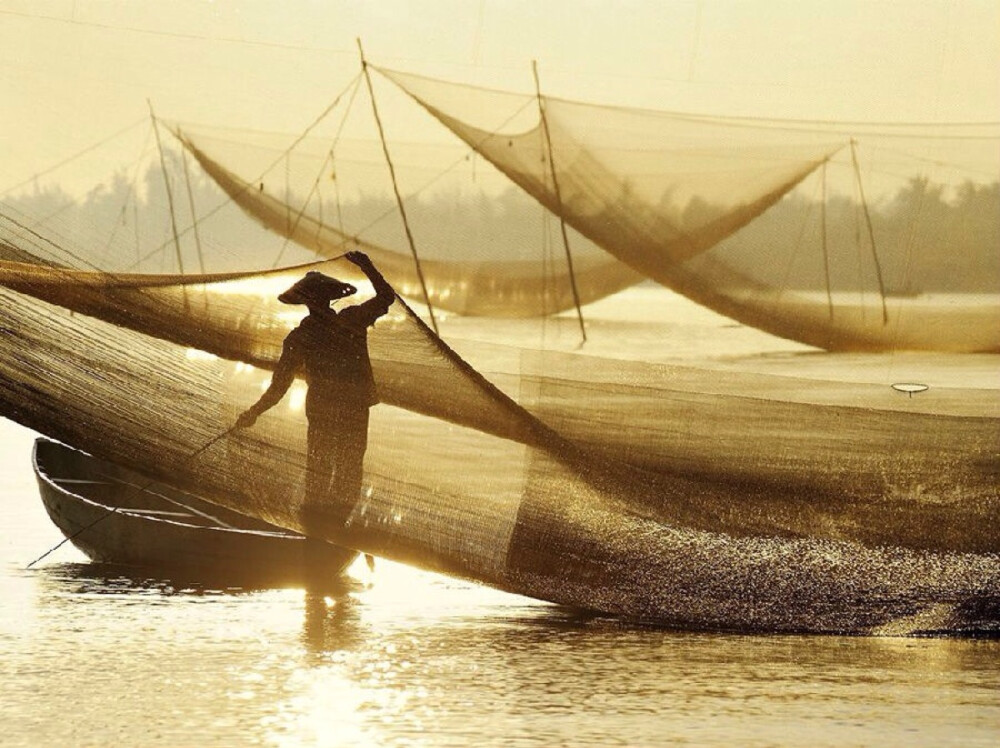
[
  {"x1": 5, "y1": 160, "x2": 997, "y2": 294},
  {"x1": 710, "y1": 177, "x2": 999, "y2": 294}
]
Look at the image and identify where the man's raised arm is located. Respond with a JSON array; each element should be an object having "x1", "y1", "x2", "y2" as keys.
[{"x1": 346, "y1": 251, "x2": 395, "y2": 322}]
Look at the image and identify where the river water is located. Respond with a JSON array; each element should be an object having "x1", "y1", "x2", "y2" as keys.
[{"x1": 2, "y1": 289, "x2": 998, "y2": 747}]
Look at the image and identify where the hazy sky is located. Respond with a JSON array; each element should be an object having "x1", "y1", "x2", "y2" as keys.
[{"x1": 2, "y1": 0, "x2": 998, "y2": 195}]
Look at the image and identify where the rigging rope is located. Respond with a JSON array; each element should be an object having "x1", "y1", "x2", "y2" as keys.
[
  {"x1": 102, "y1": 125, "x2": 155, "y2": 268},
  {"x1": 0, "y1": 117, "x2": 147, "y2": 197},
  {"x1": 337, "y1": 84, "x2": 536, "y2": 247},
  {"x1": 2, "y1": 211, "x2": 108, "y2": 274},
  {"x1": 271, "y1": 75, "x2": 363, "y2": 269},
  {"x1": 125, "y1": 74, "x2": 364, "y2": 272}
]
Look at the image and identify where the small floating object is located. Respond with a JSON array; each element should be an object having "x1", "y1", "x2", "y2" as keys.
[{"x1": 891, "y1": 382, "x2": 930, "y2": 398}]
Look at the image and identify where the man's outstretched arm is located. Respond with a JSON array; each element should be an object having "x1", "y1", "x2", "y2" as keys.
[{"x1": 235, "y1": 334, "x2": 301, "y2": 429}]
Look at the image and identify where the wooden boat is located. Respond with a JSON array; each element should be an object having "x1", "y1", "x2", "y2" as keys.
[{"x1": 32, "y1": 437, "x2": 358, "y2": 585}]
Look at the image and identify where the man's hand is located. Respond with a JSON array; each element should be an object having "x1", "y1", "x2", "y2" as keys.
[
  {"x1": 345, "y1": 250, "x2": 372, "y2": 269},
  {"x1": 345, "y1": 249, "x2": 391, "y2": 302},
  {"x1": 235, "y1": 410, "x2": 258, "y2": 429}
]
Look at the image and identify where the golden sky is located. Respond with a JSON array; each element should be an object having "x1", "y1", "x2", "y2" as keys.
[{"x1": 2, "y1": 0, "x2": 998, "y2": 195}]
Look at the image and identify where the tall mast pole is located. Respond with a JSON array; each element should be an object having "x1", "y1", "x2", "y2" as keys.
[
  {"x1": 148, "y1": 101, "x2": 189, "y2": 311},
  {"x1": 821, "y1": 159, "x2": 833, "y2": 321},
  {"x1": 177, "y1": 138, "x2": 206, "y2": 276},
  {"x1": 850, "y1": 139, "x2": 888, "y2": 325},
  {"x1": 357, "y1": 39, "x2": 438, "y2": 335},
  {"x1": 532, "y1": 60, "x2": 586, "y2": 344}
]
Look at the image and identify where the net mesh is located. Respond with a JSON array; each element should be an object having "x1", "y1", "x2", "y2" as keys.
[
  {"x1": 171, "y1": 123, "x2": 643, "y2": 318},
  {"x1": 0, "y1": 256, "x2": 997, "y2": 634},
  {"x1": 378, "y1": 67, "x2": 1000, "y2": 352},
  {"x1": 1, "y1": 74, "x2": 998, "y2": 634}
]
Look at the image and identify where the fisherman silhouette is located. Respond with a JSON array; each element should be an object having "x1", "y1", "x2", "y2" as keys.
[{"x1": 235, "y1": 251, "x2": 394, "y2": 544}]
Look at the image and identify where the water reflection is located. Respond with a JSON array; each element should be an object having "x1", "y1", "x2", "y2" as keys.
[
  {"x1": 302, "y1": 586, "x2": 366, "y2": 655},
  {"x1": 38, "y1": 559, "x2": 347, "y2": 597},
  {"x1": 284, "y1": 596, "x2": 1000, "y2": 747},
  {"x1": 6, "y1": 558, "x2": 999, "y2": 748}
]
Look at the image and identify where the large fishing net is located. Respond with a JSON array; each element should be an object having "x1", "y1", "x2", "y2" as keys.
[
  {"x1": 0, "y1": 254, "x2": 997, "y2": 634},
  {"x1": 375, "y1": 67, "x2": 1000, "y2": 352},
  {"x1": 1, "y1": 68, "x2": 997, "y2": 634},
  {"x1": 14, "y1": 66, "x2": 996, "y2": 352}
]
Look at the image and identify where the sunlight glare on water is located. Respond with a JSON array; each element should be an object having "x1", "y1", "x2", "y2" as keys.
[{"x1": 5, "y1": 481, "x2": 998, "y2": 747}]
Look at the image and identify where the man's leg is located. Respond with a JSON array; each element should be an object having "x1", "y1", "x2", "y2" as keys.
[
  {"x1": 303, "y1": 417, "x2": 337, "y2": 537},
  {"x1": 331, "y1": 406, "x2": 370, "y2": 509}
]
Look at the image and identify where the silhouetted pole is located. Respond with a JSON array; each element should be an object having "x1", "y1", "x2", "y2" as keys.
[
  {"x1": 532, "y1": 60, "x2": 586, "y2": 344},
  {"x1": 148, "y1": 100, "x2": 189, "y2": 310},
  {"x1": 850, "y1": 139, "x2": 888, "y2": 325},
  {"x1": 178, "y1": 136, "x2": 206, "y2": 276},
  {"x1": 357, "y1": 39, "x2": 438, "y2": 335}
]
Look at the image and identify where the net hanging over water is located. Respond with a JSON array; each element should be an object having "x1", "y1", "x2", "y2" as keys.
[
  {"x1": 0, "y1": 254, "x2": 997, "y2": 635},
  {"x1": 375, "y1": 67, "x2": 1000, "y2": 353},
  {"x1": 170, "y1": 122, "x2": 644, "y2": 319},
  {"x1": 164, "y1": 64, "x2": 841, "y2": 326}
]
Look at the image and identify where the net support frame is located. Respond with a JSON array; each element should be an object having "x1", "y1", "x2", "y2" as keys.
[
  {"x1": 357, "y1": 39, "x2": 438, "y2": 335},
  {"x1": 532, "y1": 60, "x2": 587, "y2": 344}
]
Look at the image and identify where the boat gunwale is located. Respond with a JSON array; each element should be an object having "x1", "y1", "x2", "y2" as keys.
[{"x1": 31, "y1": 438, "x2": 303, "y2": 541}]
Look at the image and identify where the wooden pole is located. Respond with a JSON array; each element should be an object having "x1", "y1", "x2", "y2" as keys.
[
  {"x1": 357, "y1": 39, "x2": 438, "y2": 335},
  {"x1": 177, "y1": 135, "x2": 206, "y2": 275},
  {"x1": 148, "y1": 101, "x2": 189, "y2": 310},
  {"x1": 532, "y1": 60, "x2": 586, "y2": 344},
  {"x1": 850, "y1": 139, "x2": 888, "y2": 325},
  {"x1": 821, "y1": 160, "x2": 833, "y2": 321}
]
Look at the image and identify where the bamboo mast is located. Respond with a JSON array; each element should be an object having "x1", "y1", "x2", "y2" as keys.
[
  {"x1": 357, "y1": 39, "x2": 438, "y2": 335},
  {"x1": 532, "y1": 60, "x2": 586, "y2": 344},
  {"x1": 821, "y1": 159, "x2": 833, "y2": 321},
  {"x1": 850, "y1": 139, "x2": 889, "y2": 324},
  {"x1": 148, "y1": 101, "x2": 188, "y2": 310},
  {"x1": 178, "y1": 141, "x2": 206, "y2": 275}
]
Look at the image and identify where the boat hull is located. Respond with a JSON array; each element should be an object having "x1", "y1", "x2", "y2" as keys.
[{"x1": 33, "y1": 438, "x2": 358, "y2": 585}]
